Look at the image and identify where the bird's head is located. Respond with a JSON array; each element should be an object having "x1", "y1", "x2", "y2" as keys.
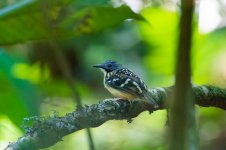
[{"x1": 93, "y1": 60, "x2": 122, "y2": 73}]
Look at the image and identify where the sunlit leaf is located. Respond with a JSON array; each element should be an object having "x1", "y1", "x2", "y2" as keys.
[{"x1": 12, "y1": 63, "x2": 50, "y2": 84}]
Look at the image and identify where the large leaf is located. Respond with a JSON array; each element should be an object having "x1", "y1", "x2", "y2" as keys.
[
  {"x1": 60, "y1": 5, "x2": 145, "y2": 35},
  {"x1": 0, "y1": 0, "x2": 144, "y2": 45},
  {"x1": 0, "y1": 0, "x2": 72, "y2": 45},
  {"x1": 0, "y1": 49, "x2": 39, "y2": 126}
]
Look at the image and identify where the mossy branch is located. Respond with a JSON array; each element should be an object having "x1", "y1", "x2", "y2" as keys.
[{"x1": 5, "y1": 85, "x2": 226, "y2": 150}]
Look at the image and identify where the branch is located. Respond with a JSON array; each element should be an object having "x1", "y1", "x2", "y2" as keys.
[{"x1": 5, "y1": 85, "x2": 226, "y2": 150}]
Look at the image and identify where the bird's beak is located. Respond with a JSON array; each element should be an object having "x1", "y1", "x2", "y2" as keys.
[{"x1": 93, "y1": 64, "x2": 104, "y2": 69}]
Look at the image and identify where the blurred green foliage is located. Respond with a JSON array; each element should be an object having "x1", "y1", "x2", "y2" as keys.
[
  {"x1": 0, "y1": 50, "x2": 39, "y2": 126},
  {"x1": 0, "y1": 0, "x2": 226, "y2": 149},
  {"x1": 139, "y1": 8, "x2": 178, "y2": 86}
]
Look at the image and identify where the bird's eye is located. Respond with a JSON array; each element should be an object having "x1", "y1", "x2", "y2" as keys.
[{"x1": 107, "y1": 64, "x2": 112, "y2": 68}]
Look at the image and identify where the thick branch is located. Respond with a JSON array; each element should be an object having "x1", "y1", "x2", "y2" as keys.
[{"x1": 5, "y1": 85, "x2": 226, "y2": 150}]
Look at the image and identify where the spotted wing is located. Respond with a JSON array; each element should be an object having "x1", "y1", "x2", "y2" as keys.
[{"x1": 105, "y1": 68, "x2": 147, "y2": 98}]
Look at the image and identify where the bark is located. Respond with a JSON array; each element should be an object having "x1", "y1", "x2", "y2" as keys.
[{"x1": 4, "y1": 85, "x2": 226, "y2": 150}]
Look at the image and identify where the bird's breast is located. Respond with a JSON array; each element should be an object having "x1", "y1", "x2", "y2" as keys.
[{"x1": 105, "y1": 84, "x2": 136, "y2": 100}]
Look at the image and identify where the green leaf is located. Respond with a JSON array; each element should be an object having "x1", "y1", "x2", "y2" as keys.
[
  {"x1": 0, "y1": 0, "x2": 72, "y2": 45},
  {"x1": 0, "y1": 49, "x2": 39, "y2": 126},
  {"x1": 0, "y1": 0, "x2": 144, "y2": 45},
  {"x1": 60, "y1": 5, "x2": 145, "y2": 35}
]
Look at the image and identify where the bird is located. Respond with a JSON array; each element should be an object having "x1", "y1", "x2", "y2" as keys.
[{"x1": 93, "y1": 60, "x2": 158, "y2": 107}]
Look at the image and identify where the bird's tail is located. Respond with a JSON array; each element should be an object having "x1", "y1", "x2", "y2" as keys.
[{"x1": 143, "y1": 91, "x2": 158, "y2": 108}]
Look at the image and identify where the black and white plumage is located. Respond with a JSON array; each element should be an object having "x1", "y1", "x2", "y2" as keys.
[{"x1": 93, "y1": 60, "x2": 157, "y2": 107}]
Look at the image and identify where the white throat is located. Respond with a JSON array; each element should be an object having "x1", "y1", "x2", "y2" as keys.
[{"x1": 100, "y1": 68, "x2": 107, "y2": 76}]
